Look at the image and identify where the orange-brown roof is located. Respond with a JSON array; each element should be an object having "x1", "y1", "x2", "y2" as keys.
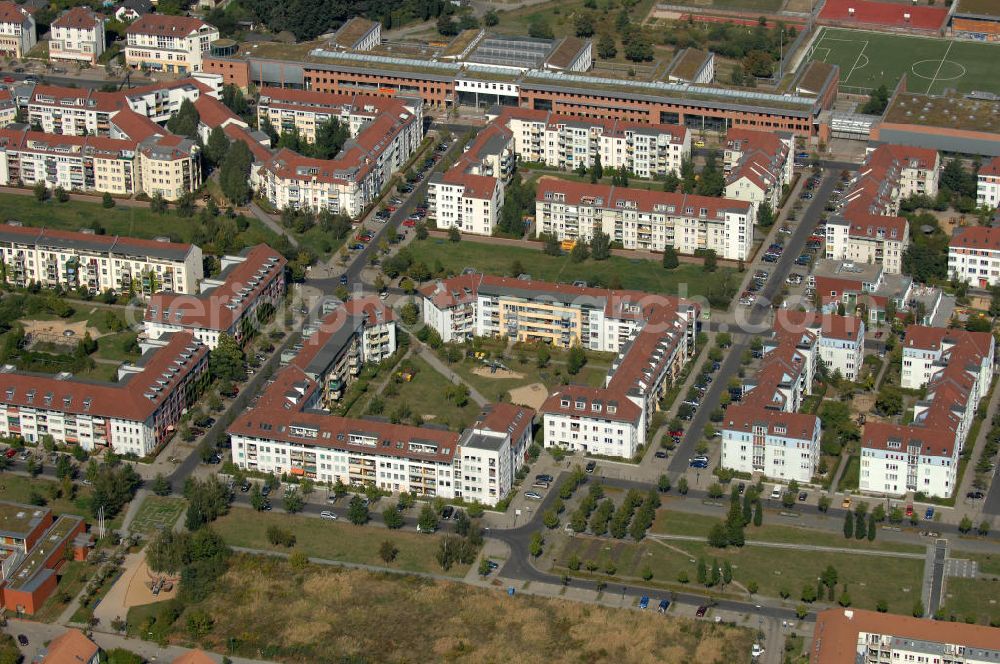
[
  {"x1": 172, "y1": 650, "x2": 217, "y2": 664},
  {"x1": 126, "y1": 13, "x2": 212, "y2": 37},
  {"x1": 722, "y1": 404, "x2": 819, "y2": 440},
  {"x1": 41, "y1": 628, "x2": 100, "y2": 663},
  {"x1": 0, "y1": 1, "x2": 31, "y2": 25},
  {"x1": 194, "y1": 94, "x2": 241, "y2": 129},
  {"x1": 542, "y1": 386, "x2": 643, "y2": 424},
  {"x1": 52, "y1": 6, "x2": 102, "y2": 29},
  {"x1": 535, "y1": 176, "x2": 751, "y2": 217},
  {"x1": 950, "y1": 225, "x2": 1000, "y2": 251}
]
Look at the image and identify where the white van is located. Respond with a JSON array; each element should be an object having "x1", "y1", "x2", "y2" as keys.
[{"x1": 770, "y1": 485, "x2": 783, "y2": 500}]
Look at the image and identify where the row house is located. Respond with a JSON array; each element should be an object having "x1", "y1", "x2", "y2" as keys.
[
  {"x1": 0, "y1": 2, "x2": 35, "y2": 59},
  {"x1": 49, "y1": 7, "x2": 105, "y2": 65},
  {"x1": 255, "y1": 87, "x2": 423, "y2": 146},
  {"x1": 722, "y1": 128, "x2": 793, "y2": 212},
  {"x1": 497, "y1": 107, "x2": 690, "y2": 179},
  {"x1": 948, "y1": 225, "x2": 1000, "y2": 288},
  {"x1": 862, "y1": 325, "x2": 994, "y2": 498},
  {"x1": 534, "y1": 176, "x2": 754, "y2": 260},
  {"x1": 812, "y1": 608, "x2": 1000, "y2": 664},
  {"x1": 227, "y1": 365, "x2": 533, "y2": 506},
  {"x1": 124, "y1": 14, "x2": 219, "y2": 73},
  {"x1": 0, "y1": 331, "x2": 209, "y2": 456},
  {"x1": 0, "y1": 223, "x2": 202, "y2": 296},
  {"x1": 976, "y1": 155, "x2": 1000, "y2": 209},
  {"x1": 144, "y1": 244, "x2": 287, "y2": 349},
  {"x1": 285, "y1": 296, "x2": 396, "y2": 407}
]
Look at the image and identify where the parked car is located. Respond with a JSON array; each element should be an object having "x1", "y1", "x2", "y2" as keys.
[
  {"x1": 402, "y1": 219, "x2": 416, "y2": 228},
  {"x1": 320, "y1": 511, "x2": 337, "y2": 520},
  {"x1": 585, "y1": 460, "x2": 597, "y2": 474},
  {"x1": 525, "y1": 491, "x2": 543, "y2": 500},
  {"x1": 967, "y1": 491, "x2": 985, "y2": 500},
  {"x1": 441, "y1": 506, "x2": 455, "y2": 520},
  {"x1": 925, "y1": 506, "x2": 934, "y2": 520},
  {"x1": 695, "y1": 606, "x2": 708, "y2": 617},
  {"x1": 841, "y1": 496, "x2": 851, "y2": 509},
  {"x1": 639, "y1": 596, "x2": 649, "y2": 610},
  {"x1": 770, "y1": 485, "x2": 783, "y2": 500},
  {"x1": 657, "y1": 599, "x2": 670, "y2": 613},
  {"x1": 17, "y1": 635, "x2": 28, "y2": 646},
  {"x1": 4, "y1": 447, "x2": 15, "y2": 458},
  {"x1": 655, "y1": 450, "x2": 667, "y2": 459},
  {"x1": 798, "y1": 491, "x2": 808, "y2": 502},
  {"x1": 339, "y1": 274, "x2": 349, "y2": 285},
  {"x1": 751, "y1": 644, "x2": 765, "y2": 659},
  {"x1": 535, "y1": 474, "x2": 553, "y2": 483},
  {"x1": 905, "y1": 503, "x2": 914, "y2": 517}
]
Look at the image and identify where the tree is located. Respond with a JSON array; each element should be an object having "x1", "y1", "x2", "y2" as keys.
[
  {"x1": 678, "y1": 477, "x2": 689, "y2": 495},
  {"x1": 33, "y1": 181, "x2": 49, "y2": 202},
  {"x1": 959, "y1": 516, "x2": 973, "y2": 533},
  {"x1": 283, "y1": 491, "x2": 304, "y2": 514},
  {"x1": 249, "y1": 484, "x2": 265, "y2": 511},
  {"x1": 484, "y1": 9, "x2": 499, "y2": 26},
  {"x1": 707, "y1": 522, "x2": 729, "y2": 548},
  {"x1": 875, "y1": 386, "x2": 903, "y2": 416},
  {"x1": 592, "y1": 152, "x2": 603, "y2": 181},
  {"x1": 575, "y1": 12, "x2": 595, "y2": 37},
  {"x1": 529, "y1": 530, "x2": 544, "y2": 557},
  {"x1": 843, "y1": 510, "x2": 854, "y2": 539},
  {"x1": 381, "y1": 506, "x2": 404, "y2": 529},
  {"x1": 801, "y1": 584, "x2": 817, "y2": 603},
  {"x1": 152, "y1": 473, "x2": 171, "y2": 496},
  {"x1": 912, "y1": 599, "x2": 924, "y2": 617},
  {"x1": 210, "y1": 333, "x2": 244, "y2": 383},
  {"x1": 536, "y1": 344, "x2": 551, "y2": 368},
  {"x1": 102, "y1": 192, "x2": 115, "y2": 208},
  {"x1": 418, "y1": 503, "x2": 439, "y2": 532},
  {"x1": 219, "y1": 139, "x2": 253, "y2": 205},
  {"x1": 722, "y1": 561, "x2": 733, "y2": 586},
  {"x1": 867, "y1": 514, "x2": 877, "y2": 541},
  {"x1": 166, "y1": 98, "x2": 200, "y2": 139},
  {"x1": 696, "y1": 557, "x2": 707, "y2": 584},
  {"x1": 528, "y1": 17, "x2": 553, "y2": 39},
  {"x1": 569, "y1": 239, "x2": 589, "y2": 263},
  {"x1": 313, "y1": 117, "x2": 349, "y2": 160},
  {"x1": 624, "y1": 34, "x2": 654, "y2": 62},
  {"x1": 757, "y1": 200, "x2": 775, "y2": 228},
  {"x1": 379, "y1": 539, "x2": 399, "y2": 564},
  {"x1": 567, "y1": 344, "x2": 587, "y2": 375},
  {"x1": 591, "y1": 230, "x2": 611, "y2": 260},
  {"x1": 657, "y1": 474, "x2": 671, "y2": 492},
  {"x1": 205, "y1": 126, "x2": 230, "y2": 167},
  {"x1": 348, "y1": 495, "x2": 369, "y2": 525},
  {"x1": 861, "y1": 84, "x2": 890, "y2": 115},
  {"x1": 597, "y1": 33, "x2": 616, "y2": 60},
  {"x1": 703, "y1": 249, "x2": 718, "y2": 272},
  {"x1": 662, "y1": 246, "x2": 679, "y2": 270}
]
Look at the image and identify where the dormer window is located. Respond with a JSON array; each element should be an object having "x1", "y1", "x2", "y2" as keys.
[
  {"x1": 575, "y1": 400, "x2": 585, "y2": 410},
  {"x1": 560, "y1": 398, "x2": 570, "y2": 408},
  {"x1": 591, "y1": 403, "x2": 601, "y2": 412}
]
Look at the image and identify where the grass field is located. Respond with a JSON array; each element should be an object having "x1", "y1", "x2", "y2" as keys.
[
  {"x1": 132, "y1": 553, "x2": 755, "y2": 663},
  {"x1": 940, "y1": 577, "x2": 1000, "y2": 625},
  {"x1": 447, "y1": 349, "x2": 611, "y2": 405},
  {"x1": 129, "y1": 495, "x2": 185, "y2": 537},
  {"x1": 555, "y1": 533, "x2": 924, "y2": 614},
  {"x1": 405, "y1": 238, "x2": 738, "y2": 302},
  {"x1": 807, "y1": 27, "x2": 1000, "y2": 95},
  {"x1": 652, "y1": 505, "x2": 925, "y2": 554},
  {"x1": 210, "y1": 510, "x2": 471, "y2": 577}
]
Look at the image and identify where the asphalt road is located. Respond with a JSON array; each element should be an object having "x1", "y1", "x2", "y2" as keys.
[
  {"x1": 0, "y1": 69, "x2": 151, "y2": 90},
  {"x1": 667, "y1": 170, "x2": 839, "y2": 476}
]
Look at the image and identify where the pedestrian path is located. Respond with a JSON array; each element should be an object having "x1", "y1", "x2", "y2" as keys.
[{"x1": 647, "y1": 533, "x2": 926, "y2": 559}]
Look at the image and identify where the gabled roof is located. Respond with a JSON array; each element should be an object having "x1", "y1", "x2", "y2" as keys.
[
  {"x1": 41, "y1": 629, "x2": 100, "y2": 663},
  {"x1": 0, "y1": 1, "x2": 31, "y2": 25},
  {"x1": 722, "y1": 404, "x2": 818, "y2": 440},
  {"x1": 535, "y1": 176, "x2": 751, "y2": 218},
  {"x1": 52, "y1": 6, "x2": 103, "y2": 29},
  {"x1": 126, "y1": 14, "x2": 212, "y2": 37},
  {"x1": 542, "y1": 386, "x2": 642, "y2": 424},
  {"x1": 950, "y1": 225, "x2": 1000, "y2": 252}
]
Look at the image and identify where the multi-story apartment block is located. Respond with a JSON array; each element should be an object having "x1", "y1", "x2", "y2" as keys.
[
  {"x1": 721, "y1": 315, "x2": 821, "y2": 482},
  {"x1": 862, "y1": 325, "x2": 994, "y2": 498},
  {"x1": 286, "y1": 296, "x2": 396, "y2": 407},
  {"x1": 136, "y1": 134, "x2": 201, "y2": 200},
  {"x1": 49, "y1": 7, "x2": 105, "y2": 65},
  {"x1": 428, "y1": 167, "x2": 503, "y2": 236},
  {"x1": 0, "y1": 331, "x2": 209, "y2": 456},
  {"x1": 825, "y1": 214, "x2": 909, "y2": 275},
  {"x1": 145, "y1": 244, "x2": 286, "y2": 349},
  {"x1": 227, "y1": 365, "x2": 533, "y2": 506},
  {"x1": 251, "y1": 99, "x2": 421, "y2": 217},
  {"x1": 720, "y1": 407, "x2": 820, "y2": 484},
  {"x1": 790, "y1": 312, "x2": 865, "y2": 381},
  {"x1": 0, "y1": 224, "x2": 202, "y2": 296},
  {"x1": 497, "y1": 107, "x2": 690, "y2": 179},
  {"x1": 255, "y1": 88, "x2": 423, "y2": 146},
  {"x1": 420, "y1": 273, "x2": 697, "y2": 459},
  {"x1": 948, "y1": 225, "x2": 1000, "y2": 288},
  {"x1": 0, "y1": 2, "x2": 35, "y2": 59},
  {"x1": 977, "y1": 155, "x2": 1000, "y2": 209},
  {"x1": 125, "y1": 15, "x2": 219, "y2": 73},
  {"x1": 534, "y1": 177, "x2": 754, "y2": 260},
  {"x1": 723, "y1": 128, "x2": 793, "y2": 212},
  {"x1": 812, "y1": 608, "x2": 1000, "y2": 664}
]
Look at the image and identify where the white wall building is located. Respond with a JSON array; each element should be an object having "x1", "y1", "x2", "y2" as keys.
[
  {"x1": 428, "y1": 169, "x2": 503, "y2": 236},
  {"x1": 815, "y1": 314, "x2": 864, "y2": 381},
  {"x1": 49, "y1": 7, "x2": 105, "y2": 65},
  {"x1": 825, "y1": 214, "x2": 909, "y2": 275},
  {"x1": 125, "y1": 14, "x2": 219, "y2": 73},
  {"x1": 720, "y1": 407, "x2": 821, "y2": 484},
  {"x1": 0, "y1": 224, "x2": 202, "y2": 297},
  {"x1": 948, "y1": 225, "x2": 1000, "y2": 288},
  {"x1": 977, "y1": 156, "x2": 1000, "y2": 209},
  {"x1": 0, "y1": 2, "x2": 35, "y2": 59},
  {"x1": 534, "y1": 177, "x2": 754, "y2": 260},
  {"x1": 723, "y1": 128, "x2": 793, "y2": 212}
]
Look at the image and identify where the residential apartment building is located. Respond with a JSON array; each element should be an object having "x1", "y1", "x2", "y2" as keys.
[
  {"x1": 862, "y1": 325, "x2": 994, "y2": 498},
  {"x1": 534, "y1": 177, "x2": 754, "y2": 260},
  {"x1": 723, "y1": 128, "x2": 793, "y2": 212},
  {"x1": 420, "y1": 273, "x2": 697, "y2": 459},
  {"x1": 251, "y1": 100, "x2": 421, "y2": 217},
  {"x1": 0, "y1": 2, "x2": 35, "y2": 59},
  {"x1": 0, "y1": 224, "x2": 202, "y2": 296},
  {"x1": 497, "y1": 107, "x2": 690, "y2": 179},
  {"x1": 0, "y1": 331, "x2": 209, "y2": 456},
  {"x1": 720, "y1": 407, "x2": 821, "y2": 484},
  {"x1": 136, "y1": 134, "x2": 201, "y2": 200},
  {"x1": 948, "y1": 225, "x2": 1000, "y2": 288},
  {"x1": 811, "y1": 608, "x2": 1000, "y2": 664},
  {"x1": 145, "y1": 244, "x2": 286, "y2": 349},
  {"x1": 428, "y1": 168, "x2": 503, "y2": 236},
  {"x1": 227, "y1": 365, "x2": 533, "y2": 506},
  {"x1": 789, "y1": 312, "x2": 865, "y2": 381},
  {"x1": 977, "y1": 156, "x2": 1000, "y2": 209},
  {"x1": 49, "y1": 7, "x2": 105, "y2": 65},
  {"x1": 125, "y1": 15, "x2": 219, "y2": 73},
  {"x1": 825, "y1": 214, "x2": 909, "y2": 274},
  {"x1": 285, "y1": 296, "x2": 396, "y2": 407},
  {"x1": 255, "y1": 88, "x2": 423, "y2": 146}
]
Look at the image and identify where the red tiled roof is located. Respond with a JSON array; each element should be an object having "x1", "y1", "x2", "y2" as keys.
[
  {"x1": 0, "y1": 1, "x2": 31, "y2": 25},
  {"x1": 109, "y1": 108, "x2": 164, "y2": 142},
  {"x1": 863, "y1": 421, "x2": 957, "y2": 457},
  {"x1": 126, "y1": 13, "x2": 212, "y2": 37},
  {"x1": 194, "y1": 94, "x2": 242, "y2": 129},
  {"x1": 499, "y1": 107, "x2": 687, "y2": 143},
  {"x1": 52, "y1": 6, "x2": 102, "y2": 29},
  {"x1": 172, "y1": 650, "x2": 217, "y2": 664},
  {"x1": 41, "y1": 629, "x2": 100, "y2": 664},
  {"x1": 535, "y1": 176, "x2": 751, "y2": 217},
  {"x1": 477, "y1": 402, "x2": 533, "y2": 443},
  {"x1": 950, "y1": 225, "x2": 1000, "y2": 251},
  {"x1": 438, "y1": 166, "x2": 498, "y2": 200},
  {"x1": 541, "y1": 387, "x2": 643, "y2": 424},
  {"x1": 722, "y1": 404, "x2": 819, "y2": 440},
  {"x1": 979, "y1": 156, "x2": 1000, "y2": 178}
]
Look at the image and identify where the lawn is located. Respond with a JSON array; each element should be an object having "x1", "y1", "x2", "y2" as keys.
[
  {"x1": 405, "y1": 238, "x2": 738, "y2": 303},
  {"x1": 651, "y1": 505, "x2": 924, "y2": 553},
  {"x1": 555, "y1": 533, "x2": 924, "y2": 614},
  {"x1": 656, "y1": 0, "x2": 782, "y2": 9},
  {"x1": 94, "y1": 330, "x2": 141, "y2": 363},
  {"x1": 210, "y1": 509, "x2": 470, "y2": 577},
  {"x1": 129, "y1": 495, "x2": 185, "y2": 537},
  {"x1": 131, "y1": 553, "x2": 756, "y2": 663},
  {"x1": 0, "y1": 194, "x2": 282, "y2": 251},
  {"x1": 346, "y1": 354, "x2": 481, "y2": 431},
  {"x1": 494, "y1": 0, "x2": 658, "y2": 41},
  {"x1": 839, "y1": 455, "x2": 860, "y2": 491},
  {"x1": 807, "y1": 27, "x2": 1000, "y2": 95},
  {"x1": 940, "y1": 577, "x2": 1000, "y2": 625}
]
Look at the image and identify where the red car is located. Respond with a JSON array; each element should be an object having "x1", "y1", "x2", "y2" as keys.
[
  {"x1": 402, "y1": 219, "x2": 416, "y2": 227},
  {"x1": 905, "y1": 503, "x2": 914, "y2": 517},
  {"x1": 4, "y1": 448, "x2": 16, "y2": 458},
  {"x1": 2, "y1": 77, "x2": 12, "y2": 83}
]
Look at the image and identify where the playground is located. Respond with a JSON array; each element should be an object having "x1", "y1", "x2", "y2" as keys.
[
  {"x1": 806, "y1": 27, "x2": 1000, "y2": 95},
  {"x1": 94, "y1": 551, "x2": 179, "y2": 628}
]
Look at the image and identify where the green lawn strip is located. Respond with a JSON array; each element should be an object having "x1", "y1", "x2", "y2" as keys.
[
  {"x1": 75, "y1": 363, "x2": 121, "y2": 382},
  {"x1": 939, "y1": 577, "x2": 1000, "y2": 625},
  {"x1": 651, "y1": 506, "x2": 925, "y2": 553},
  {"x1": 210, "y1": 510, "x2": 470, "y2": 577},
  {"x1": 129, "y1": 495, "x2": 186, "y2": 536},
  {"x1": 30, "y1": 560, "x2": 90, "y2": 623},
  {"x1": 839, "y1": 455, "x2": 860, "y2": 491},
  {"x1": 555, "y1": 534, "x2": 923, "y2": 614},
  {"x1": 951, "y1": 551, "x2": 1000, "y2": 577},
  {"x1": 406, "y1": 237, "x2": 735, "y2": 300},
  {"x1": 93, "y1": 331, "x2": 140, "y2": 363}
]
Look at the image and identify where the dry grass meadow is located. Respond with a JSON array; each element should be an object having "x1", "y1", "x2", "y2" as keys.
[{"x1": 173, "y1": 554, "x2": 755, "y2": 663}]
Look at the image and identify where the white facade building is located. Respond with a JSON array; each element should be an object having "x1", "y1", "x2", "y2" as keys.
[
  {"x1": 534, "y1": 177, "x2": 754, "y2": 260},
  {"x1": 723, "y1": 128, "x2": 793, "y2": 212},
  {"x1": 0, "y1": 224, "x2": 202, "y2": 297},
  {"x1": 49, "y1": 7, "x2": 105, "y2": 65},
  {"x1": 0, "y1": 2, "x2": 35, "y2": 59},
  {"x1": 948, "y1": 225, "x2": 1000, "y2": 288},
  {"x1": 125, "y1": 14, "x2": 219, "y2": 73},
  {"x1": 720, "y1": 407, "x2": 821, "y2": 484},
  {"x1": 825, "y1": 214, "x2": 909, "y2": 275},
  {"x1": 428, "y1": 169, "x2": 503, "y2": 236},
  {"x1": 977, "y1": 156, "x2": 1000, "y2": 209}
]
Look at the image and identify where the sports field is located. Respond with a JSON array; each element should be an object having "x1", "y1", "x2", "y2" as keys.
[{"x1": 806, "y1": 27, "x2": 1000, "y2": 95}]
